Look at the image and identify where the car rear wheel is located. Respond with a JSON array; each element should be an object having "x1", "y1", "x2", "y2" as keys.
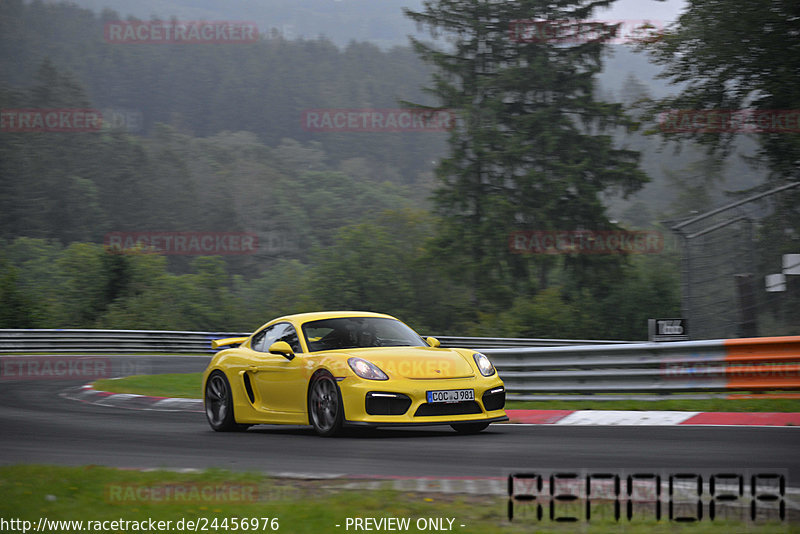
[
  {"x1": 450, "y1": 422, "x2": 490, "y2": 434},
  {"x1": 205, "y1": 370, "x2": 248, "y2": 432},
  {"x1": 308, "y1": 372, "x2": 344, "y2": 437}
]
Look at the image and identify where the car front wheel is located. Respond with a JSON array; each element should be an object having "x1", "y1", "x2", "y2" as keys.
[
  {"x1": 205, "y1": 370, "x2": 248, "y2": 432},
  {"x1": 308, "y1": 372, "x2": 344, "y2": 437}
]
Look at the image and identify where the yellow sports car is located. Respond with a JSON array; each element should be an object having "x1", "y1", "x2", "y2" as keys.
[{"x1": 203, "y1": 311, "x2": 507, "y2": 436}]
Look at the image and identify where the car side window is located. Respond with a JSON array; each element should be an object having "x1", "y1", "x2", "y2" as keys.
[
  {"x1": 270, "y1": 323, "x2": 303, "y2": 354},
  {"x1": 252, "y1": 323, "x2": 303, "y2": 354},
  {"x1": 250, "y1": 327, "x2": 269, "y2": 352}
]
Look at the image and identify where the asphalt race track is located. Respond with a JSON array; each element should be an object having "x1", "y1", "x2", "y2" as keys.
[{"x1": 1, "y1": 355, "x2": 799, "y2": 482}]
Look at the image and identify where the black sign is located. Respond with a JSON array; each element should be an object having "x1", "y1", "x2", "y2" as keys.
[{"x1": 649, "y1": 318, "x2": 688, "y2": 342}]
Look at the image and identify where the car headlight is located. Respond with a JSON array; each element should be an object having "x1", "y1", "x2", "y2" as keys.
[
  {"x1": 348, "y1": 357, "x2": 388, "y2": 380},
  {"x1": 473, "y1": 352, "x2": 495, "y2": 377}
]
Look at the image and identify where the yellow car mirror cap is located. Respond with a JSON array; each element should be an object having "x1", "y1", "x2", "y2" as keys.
[
  {"x1": 269, "y1": 341, "x2": 295, "y2": 360},
  {"x1": 426, "y1": 336, "x2": 441, "y2": 348}
]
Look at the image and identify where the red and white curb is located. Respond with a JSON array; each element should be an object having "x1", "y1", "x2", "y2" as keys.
[
  {"x1": 505, "y1": 409, "x2": 800, "y2": 427},
  {"x1": 60, "y1": 384, "x2": 203, "y2": 412},
  {"x1": 61, "y1": 384, "x2": 800, "y2": 426}
]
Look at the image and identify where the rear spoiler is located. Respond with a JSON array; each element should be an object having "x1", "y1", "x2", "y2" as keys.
[{"x1": 211, "y1": 336, "x2": 249, "y2": 350}]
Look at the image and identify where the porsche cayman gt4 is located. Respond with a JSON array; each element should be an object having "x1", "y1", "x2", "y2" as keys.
[{"x1": 203, "y1": 311, "x2": 507, "y2": 436}]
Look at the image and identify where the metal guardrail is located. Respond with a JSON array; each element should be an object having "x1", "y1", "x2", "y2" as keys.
[
  {"x1": 1, "y1": 330, "x2": 797, "y2": 399},
  {"x1": 0, "y1": 329, "x2": 632, "y2": 354},
  {"x1": 433, "y1": 336, "x2": 635, "y2": 349},
  {"x1": 485, "y1": 336, "x2": 800, "y2": 399},
  {"x1": 0, "y1": 329, "x2": 249, "y2": 354}
]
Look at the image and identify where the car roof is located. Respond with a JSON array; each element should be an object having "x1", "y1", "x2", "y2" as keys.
[{"x1": 271, "y1": 310, "x2": 397, "y2": 324}]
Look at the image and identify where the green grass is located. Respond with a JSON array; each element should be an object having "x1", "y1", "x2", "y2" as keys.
[
  {"x1": 93, "y1": 373, "x2": 800, "y2": 413},
  {"x1": 0, "y1": 465, "x2": 794, "y2": 533},
  {"x1": 93, "y1": 373, "x2": 203, "y2": 399}
]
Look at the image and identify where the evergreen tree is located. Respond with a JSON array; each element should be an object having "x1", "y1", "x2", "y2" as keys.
[
  {"x1": 645, "y1": 0, "x2": 800, "y2": 182},
  {"x1": 646, "y1": 0, "x2": 800, "y2": 337},
  {"x1": 0, "y1": 260, "x2": 35, "y2": 328},
  {"x1": 405, "y1": 0, "x2": 649, "y2": 308}
]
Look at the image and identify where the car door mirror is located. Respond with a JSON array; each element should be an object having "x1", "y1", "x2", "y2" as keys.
[
  {"x1": 268, "y1": 341, "x2": 295, "y2": 360},
  {"x1": 426, "y1": 337, "x2": 441, "y2": 348}
]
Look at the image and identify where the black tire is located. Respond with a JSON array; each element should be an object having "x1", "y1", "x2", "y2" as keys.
[
  {"x1": 205, "y1": 370, "x2": 249, "y2": 432},
  {"x1": 308, "y1": 371, "x2": 344, "y2": 437},
  {"x1": 450, "y1": 422, "x2": 490, "y2": 434}
]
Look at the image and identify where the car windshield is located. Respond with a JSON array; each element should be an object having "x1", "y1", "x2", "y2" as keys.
[{"x1": 302, "y1": 317, "x2": 426, "y2": 351}]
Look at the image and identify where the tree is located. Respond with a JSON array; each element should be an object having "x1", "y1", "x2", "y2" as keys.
[
  {"x1": 645, "y1": 0, "x2": 800, "y2": 337},
  {"x1": 405, "y1": 0, "x2": 649, "y2": 310},
  {"x1": 0, "y1": 260, "x2": 34, "y2": 328},
  {"x1": 663, "y1": 153, "x2": 727, "y2": 216},
  {"x1": 311, "y1": 209, "x2": 473, "y2": 332},
  {"x1": 0, "y1": 60, "x2": 103, "y2": 243},
  {"x1": 644, "y1": 0, "x2": 800, "y2": 182},
  {"x1": 52, "y1": 243, "x2": 113, "y2": 326}
]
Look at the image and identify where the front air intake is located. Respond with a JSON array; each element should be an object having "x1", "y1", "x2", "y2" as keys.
[
  {"x1": 365, "y1": 392, "x2": 412, "y2": 415},
  {"x1": 482, "y1": 387, "x2": 505, "y2": 411},
  {"x1": 414, "y1": 401, "x2": 482, "y2": 416}
]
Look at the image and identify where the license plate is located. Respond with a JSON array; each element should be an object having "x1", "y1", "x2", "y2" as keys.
[{"x1": 426, "y1": 389, "x2": 474, "y2": 403}]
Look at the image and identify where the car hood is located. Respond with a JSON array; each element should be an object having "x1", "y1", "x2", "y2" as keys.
[{"x1": 345, "y1": 346, "x2": 475, "y2": 379}]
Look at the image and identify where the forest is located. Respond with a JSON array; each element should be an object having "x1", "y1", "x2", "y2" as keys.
[{"x1": 1, "y1": 0, "x2": 796, "y2": 339}]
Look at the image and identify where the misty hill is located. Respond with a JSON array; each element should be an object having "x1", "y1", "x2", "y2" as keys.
[
  {"x1": 5, "y1": 0, "x2": 766, "y2": 223},
  {"x1": 48, "y1": 0, "x2": 427, "y2": 49},
  {"x1": 50, "y1": 0, "x2": 680, "y2": 101}
]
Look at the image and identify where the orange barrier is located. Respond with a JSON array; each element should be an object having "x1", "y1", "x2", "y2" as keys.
[
  {"x1": 724, "y1": 336, "x2": 800, "y2": 390},
  {"x1": 724, "y1": 335, "x2": 800, "y2": 361}
]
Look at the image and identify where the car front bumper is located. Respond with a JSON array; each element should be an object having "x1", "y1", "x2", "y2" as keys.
[{"x1": 338, "y1": 375, "x2": 507, "y2": 427}]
